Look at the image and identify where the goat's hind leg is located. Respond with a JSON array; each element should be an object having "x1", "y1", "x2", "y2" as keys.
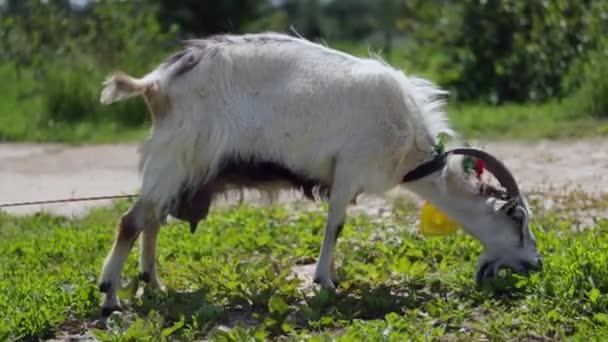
[
  {"x1": 99, "y1": 200, "x2": 155, "y2": 315},
  {"x1": 139, "y1": 184, "x2": 213, "y2": 291},
  {"x1": 139, "y1": 219, "x2": 164, "y2": 290}
]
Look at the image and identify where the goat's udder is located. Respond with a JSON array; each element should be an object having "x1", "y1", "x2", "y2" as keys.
[{"x1": 169, "y1": 157, "x2": 331, "y2": 231}]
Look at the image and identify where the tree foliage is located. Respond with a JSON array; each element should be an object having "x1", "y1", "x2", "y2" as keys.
[
  {"x1": 0, "y1": 0, "x2": 178, "y2": 126},
  {"x1": 451, "y1": 0, "x2": 608, "y2": 103},
  {"x1": 158, "y1": 0, "x2": 267, "y2": 37},
  {"x1": 1, "y1": 0, "x2": 177, "y2": 71}
]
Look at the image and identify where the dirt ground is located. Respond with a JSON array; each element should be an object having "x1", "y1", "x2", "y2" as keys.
[{"x1": 1, "y1": 138, "x2": 607, "y2": 218}]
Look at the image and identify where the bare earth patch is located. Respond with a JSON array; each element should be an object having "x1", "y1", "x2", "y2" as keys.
[{"x1": 0, "y1": 143, "x2": 139, "y2": 217}]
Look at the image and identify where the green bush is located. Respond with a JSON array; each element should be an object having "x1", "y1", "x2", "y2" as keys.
[
  {"x1": 1, "y1": 0, "x2": 177, "y2": 128},
  {"x1": 43, "y1": 67, "x2": 99, "y2": 124},
  {"x1": 451, "y1": 0, "x2": 607, "y2": 103},
  {"x1": 566, "y1": 43, "x2": 608, "y2": 118},
  {"x1": 42, "y1": 65, "x2": 148, "y2": 126}
]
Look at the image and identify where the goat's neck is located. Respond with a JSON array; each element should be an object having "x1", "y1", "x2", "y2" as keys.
[{"x1": 404, "y1": 176, "x2": 490, "y2": 244}]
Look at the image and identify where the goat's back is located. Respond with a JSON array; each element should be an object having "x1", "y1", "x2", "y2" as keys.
[
  {"x1": 161, "y1": 34, "x2": 433, "y2": 171},
  {"x1": 107, "y1": 32, "x2": 451, "y2": 214}
]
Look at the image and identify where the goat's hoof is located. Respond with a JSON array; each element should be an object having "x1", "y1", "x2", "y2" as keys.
[
  {"x1": 101, "y1": 305, "x2": 122, "y2": 317},
  {"x1": 140, "y1": 274, "x2": 165, "y2": 292},
  {"x1": 139, "y1": 272, "x2": 151, "y2": 283},
  {"x1": 99, "y1": 281, "x2": 111, "y2": 293},
  {"x1": 313, "y1": 276, "x2": 337, "y2": 290},
  {"x1": 150, "y1": 282, "x2": 167, "y2": 292},
  {"x1": 330, "y1": 273, "x2": 340, "y2": 286}
]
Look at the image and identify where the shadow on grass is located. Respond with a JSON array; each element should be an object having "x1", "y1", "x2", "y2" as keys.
[
  {"x1": 119, "y1": 272, "x2": 532, "y2": 338},
  {"x1": 132, "y1": 286, "x2": 224, "y2": 324}
]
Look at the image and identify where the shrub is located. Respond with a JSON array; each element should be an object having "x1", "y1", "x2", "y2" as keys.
[
  {"x1": 1, "y1": 0, "x2": 177, "y2": 127},
  {"x1": 43, "y1": 67, "x2": 99, "y2": 124},
  {"x1": 565, "y1": 42, "x2": 608, "y2": 118},
  {"x1": 450, "y1": 0, "x2": 606, "y2": 104},
  {"x1": 41, "y1": 65, "x2": 148, "y2": 126}
]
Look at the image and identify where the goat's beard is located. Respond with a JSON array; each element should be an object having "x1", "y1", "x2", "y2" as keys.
[
  {"x1": 476, "y1": 257, "x2": 507, "y2": 283},
  {"x1": 475, "y1": 254, "x2": 533, "y2": 284}
]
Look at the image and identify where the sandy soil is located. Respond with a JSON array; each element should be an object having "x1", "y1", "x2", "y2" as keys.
[{"x1": 1, "y1": 138, "x2": 607, "y2": 218}]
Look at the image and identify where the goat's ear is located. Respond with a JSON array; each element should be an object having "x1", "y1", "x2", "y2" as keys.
[
  {"x1": 479, "y1": 183, "x2": 508, "y2": 200},
  {"x1": 510, "y1": 205, "x2": 528, "y2": 227},
  {"x1": 485, "y1": 197, "x2": 506, "y2": 213},
  {"x1": 499, "y1": 199, "x2": 527, "y2": 227}
]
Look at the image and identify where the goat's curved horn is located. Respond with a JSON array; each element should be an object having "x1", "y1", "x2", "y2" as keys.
[{"x1": 447, "y1": 148, "x2": 520, "y2": 198}]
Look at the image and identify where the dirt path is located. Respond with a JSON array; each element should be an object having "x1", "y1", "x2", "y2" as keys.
[
  {"x1": 1, "y1": 138, "x2": 607, "y2": 217},
  {"x1": 0, "y1": 144, "x2": 139, "y2": 217}
]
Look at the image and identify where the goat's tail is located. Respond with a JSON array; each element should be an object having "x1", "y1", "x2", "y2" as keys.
[{"x1": 99, "y1": 71, "x2": 155, "y2": 105}]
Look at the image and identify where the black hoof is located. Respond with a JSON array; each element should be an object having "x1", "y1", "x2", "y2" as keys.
[
  {"x1": 139, "y1": 272, "x2": 151, "y2": 283},
  {"x1": 99, "y1": 282, "x2": 111, "y2": 293},
  {"x1": 101, "y1": 306, "x2": 121, "y2": 317},
  {"x1": 313, "y1": 277, "x2": 339, "y2": 289}
]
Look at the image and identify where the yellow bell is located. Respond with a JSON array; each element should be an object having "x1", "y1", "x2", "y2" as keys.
[{"x1": 420, "y1": 202, "x2": 459, "y2": 236}]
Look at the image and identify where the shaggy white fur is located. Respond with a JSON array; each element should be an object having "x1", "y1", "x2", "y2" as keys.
[{"x1": 96, "y1": 32, "x2": 540, "y2": 314}]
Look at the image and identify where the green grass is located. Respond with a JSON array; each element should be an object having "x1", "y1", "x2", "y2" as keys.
[
  {"x1": 448, "y1": 101, "x2": 608, "y2": 140},
  {"x1": 1, "y1": 196, "x2": 608, "y2": 340}
]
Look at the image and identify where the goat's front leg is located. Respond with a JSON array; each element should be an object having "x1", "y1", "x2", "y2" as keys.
[
  {"x1": 314, "y1": 174, "x2": 355, "y2": 289},
  {"x1": 139, "y1": 220, "x2": 164, "y2": 290},
  {"x1": 99, "y1": 201, "x2": 154, "y2": 316}
]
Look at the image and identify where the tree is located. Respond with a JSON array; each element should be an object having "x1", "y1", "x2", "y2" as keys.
[
  {"x1": 451, "y1": 0, "x2": 603, "y2": 103},
  {"x1": 158, "y1": 0, "x2": 267, "y2": 37}
]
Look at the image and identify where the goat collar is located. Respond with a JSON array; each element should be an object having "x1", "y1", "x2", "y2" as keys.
[{"x1": 402, "y1": 152, "x2": 448, "y2": 183}]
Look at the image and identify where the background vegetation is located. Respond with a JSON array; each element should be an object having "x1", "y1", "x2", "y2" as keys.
[{"x1": 0, "y1": 0, "x2": 607, "y2": 142}]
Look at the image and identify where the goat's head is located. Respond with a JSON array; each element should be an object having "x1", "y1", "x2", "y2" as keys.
[{"x1": 406, "y1": 148, "x2": 542, "y2": 284}]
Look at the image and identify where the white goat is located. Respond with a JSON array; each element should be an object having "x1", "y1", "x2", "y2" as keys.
[{"x1": 98, "y1": 32, "x2": 542, "y2": 315}]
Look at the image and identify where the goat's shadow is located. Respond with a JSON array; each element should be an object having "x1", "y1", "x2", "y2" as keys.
[
  {"x1": 126, "y1": 273, "x2": 529, "y2": 335},
  {"x1": 129, "y1": 284, "x2": 261, "y2": 331}
]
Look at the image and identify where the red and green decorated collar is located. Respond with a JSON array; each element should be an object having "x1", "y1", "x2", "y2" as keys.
[{"x1": 403, "y1": 133, "x2": 485, "y2": 182}]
